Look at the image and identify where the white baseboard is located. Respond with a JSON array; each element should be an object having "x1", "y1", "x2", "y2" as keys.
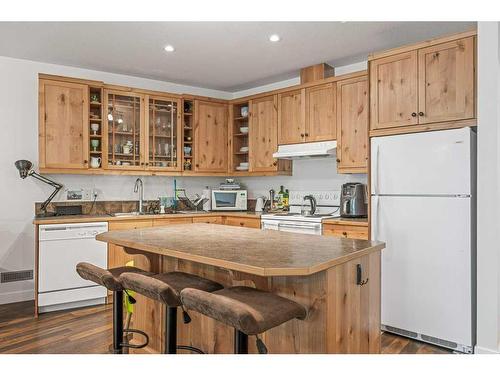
[
  {"x1": 474, "y1": 345, "x2": 500, "y2": 354},
  {"x1": 0, "y1": 290, "x2": 34, "y2": 305}
]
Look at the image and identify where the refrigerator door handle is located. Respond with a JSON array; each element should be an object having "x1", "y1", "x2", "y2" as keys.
[
  {"x1": 372, "y1": 196, "x2": 379, "y2": 240},
  {"x1": 373, "y1": 144, "x2": 380, "y2": 195}
]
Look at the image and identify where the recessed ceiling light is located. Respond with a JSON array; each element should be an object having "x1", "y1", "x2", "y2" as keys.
[
  {"x1": 164, "y1": 45, "x2": 175, "y2": 52},
  {"x1": 269, "y1": 34, "x2": 281, "y2": 42}
]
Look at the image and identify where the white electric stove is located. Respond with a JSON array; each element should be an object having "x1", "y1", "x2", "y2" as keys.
[{"x1": 261, "y1": 190, "x2": 340, "y2": 235}]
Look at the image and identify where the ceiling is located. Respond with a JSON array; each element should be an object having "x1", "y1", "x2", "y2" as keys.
[{"x1": 0, "y1": 22, "x2": 475, "y2": 92}]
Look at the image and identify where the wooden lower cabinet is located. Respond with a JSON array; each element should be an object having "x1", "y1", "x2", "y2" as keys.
[
  {"x1": 193, "y1": 216, "x2": 223, "y2": 224},
  {"x1": 129, "y1": 251, "x2": 381, "y2": 353},
  {"x1": 323, "y1": 222, "x2": 369, "y2": 240},
  {"x1": 222, "y1": 216, "x2": 261, "y2": 229},
  {"x1": 107, "y1": 220, "x2": 153, "y2": 269},
  {"x1": 153, "y1": 217, "x2": 193, "y2": 226}
]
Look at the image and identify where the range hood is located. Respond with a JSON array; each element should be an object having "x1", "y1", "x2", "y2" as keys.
[{"x1": 272, "y1": 140, "x2": 337, "y2": 160}]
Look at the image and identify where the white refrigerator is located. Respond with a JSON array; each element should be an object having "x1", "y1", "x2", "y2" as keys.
[{"x1": 371, "y1": 127, "x2": 476, "y2": 353}]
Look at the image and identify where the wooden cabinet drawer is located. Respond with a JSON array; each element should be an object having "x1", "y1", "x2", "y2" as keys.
[
  {"x1": 224, "y1": 216, "x2": 261, "y2": 229},
  {"x1": 323, "y1": 223, "x2": 368, "y2": 240},
  {"x1": 153, "y1": 217, "x2": 193, "y2": 226},
  {"x1": 109, "y1": 220, "x2": 153, "y2": 231},
  {"x1": 193, "y1": 216, "x2": 223, "y2": 224}
]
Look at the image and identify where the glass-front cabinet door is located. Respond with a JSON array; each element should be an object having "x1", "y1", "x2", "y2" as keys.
[
  {"x1": 104, "y1": 90, "x2": 145, "y2": 169},
  {"x1": 146, "y1": 96, "x2": 182, "y2": 171}
]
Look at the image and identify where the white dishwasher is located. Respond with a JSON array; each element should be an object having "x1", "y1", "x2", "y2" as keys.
[{"x1": 38, "y1": 222, "x2": 108, "y2": 313}]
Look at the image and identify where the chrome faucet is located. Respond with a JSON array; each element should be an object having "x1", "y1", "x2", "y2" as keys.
[{"x1": 134, "y1": 178, "x2": 144, "y2": 214}]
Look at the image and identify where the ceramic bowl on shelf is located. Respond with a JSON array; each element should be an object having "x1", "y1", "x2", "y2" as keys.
[
  {"x1": 236, "y1": 166, "x2": 249, "y2": 171},
  {"x1": 240, "y1": 126, "x2": 249, "y2": 134},
  {"x1": 239, "y1": 162, "x2": 249, "y2": 168},
  {"x1": 239, "y1": 146, "x2": 249, "y2": 153}
]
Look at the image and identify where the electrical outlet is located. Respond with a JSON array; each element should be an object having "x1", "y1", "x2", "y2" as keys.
[{"x1": 83, "y1": 189, "x2": 92, "y2": 201}]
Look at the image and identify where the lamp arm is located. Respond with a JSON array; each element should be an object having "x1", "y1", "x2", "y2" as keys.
[{"x1": 29, "y1": 171, "x2": 63, "y2": 212}]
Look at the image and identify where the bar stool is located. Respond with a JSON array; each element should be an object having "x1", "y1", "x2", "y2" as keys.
[
  {"x1": 119, "y1": 271, "x2": 223, "y2": 354},
  {"x1": 180, "y1": 286, "x2": 308, "y2": 354},
  {"x1": 76, "y1": 262, "x2": 151, "y2": 354}
]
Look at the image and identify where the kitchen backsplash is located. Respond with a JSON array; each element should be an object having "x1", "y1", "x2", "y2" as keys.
[{"x1": 45, "y1": 158, "x2": 367, "y2": 204}]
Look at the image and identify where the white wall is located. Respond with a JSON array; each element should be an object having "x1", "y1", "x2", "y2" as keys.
[
  {"x1": 476, "y1": 22, "x2": 500, "y2": 354},
  {"x1": 0, "y1": 55, "x2": 229, "y2": 304},
  {"x1": 0, "y1": 55, "x2": 365, "y2": 304}
]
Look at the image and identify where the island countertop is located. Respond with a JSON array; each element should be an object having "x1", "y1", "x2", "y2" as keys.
[{"x1": 96, "y1": 223, "x2": 384, "y2": 276}]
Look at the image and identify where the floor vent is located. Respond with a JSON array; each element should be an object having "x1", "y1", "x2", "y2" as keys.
[
  {"x1": 1, "y1": 270, "x2": 33, "y2": 283},
  {"x1": 384, "y1": 325, "x2": 418, "y2": 338},
  {"x1": 421, "y1": 334, "x2": 458, "y2": 349}
]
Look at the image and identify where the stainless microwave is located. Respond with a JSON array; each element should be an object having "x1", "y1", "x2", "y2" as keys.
[{"x1": 211, "y1": 190, "x2": 247, "y2": 211}]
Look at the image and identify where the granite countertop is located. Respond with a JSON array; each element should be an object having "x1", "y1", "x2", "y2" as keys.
[
  {"x1": 33, "y1": 211, "x2": 261, "y2": 225},
  {"x1": 96, "y1": 223, "x2": 384, "y2": 276}
]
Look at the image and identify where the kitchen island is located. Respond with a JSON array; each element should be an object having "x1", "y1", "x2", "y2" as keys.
[{"x1": 97, "y1": 223, "x2": 385, "y2": 354}]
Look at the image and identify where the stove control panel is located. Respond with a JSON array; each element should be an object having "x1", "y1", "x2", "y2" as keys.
[{"x1": 288, "y1": 191, "x2": 340, "y2": 206}]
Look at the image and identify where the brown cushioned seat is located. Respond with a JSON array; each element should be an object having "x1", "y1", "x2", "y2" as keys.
[
  {"x1": 180, "y1": 286, "x2": 307, "y2": 335},
  {"x1": 119, "y1": 272, "x2": 223, "y2": 307},
  {"x1": 76, "y1": 262, "x2": 152, "y2": 291}
]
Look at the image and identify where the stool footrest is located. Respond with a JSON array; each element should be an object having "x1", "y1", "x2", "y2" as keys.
[
  {"x1": 121, "y1": 328, "x2": 149, "y2": 349},
  {"x1": 176, "y1": 345, "x2": 205, "y2": 354}
]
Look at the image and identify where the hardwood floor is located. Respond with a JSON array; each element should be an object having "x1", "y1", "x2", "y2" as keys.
[{"x1": 0, "y1": 300, "x2": 451, "y2": 354}]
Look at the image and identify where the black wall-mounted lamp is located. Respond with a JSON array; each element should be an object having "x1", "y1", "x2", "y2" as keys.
[{"x1": 15, "y1": 160, "x2": 63, "y2": 217}]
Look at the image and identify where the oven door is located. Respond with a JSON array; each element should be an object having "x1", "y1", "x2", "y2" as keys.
[{"x1": 261, "y1": 219, "x2": 322, "y2": 235}]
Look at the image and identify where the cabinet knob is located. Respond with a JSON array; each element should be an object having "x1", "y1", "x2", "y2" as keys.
[
  {"x1": 336, "y1": 158, "x2": 341, "y2": 163},
  {"x1": 342, "y1": 231, "x2": 347, "y2": 236},
  {"x1": 411, "y1": 112, "x2": 417, "y2": 117},
  {"x1": 84, "y1": 160, "x2": 88, "y2": 164},
  {"x1": 272, "y1": 161, "x2": 277, "y2": 166},
  {"x1": 305, "y1": 133, "x2": 309, "y2": 137},
  {"x1": 419, "y1": 112, "x2": 425, "y2": 116},
  {"x1": 300, "y1": 133, "x2": 305, "y2": 137}
]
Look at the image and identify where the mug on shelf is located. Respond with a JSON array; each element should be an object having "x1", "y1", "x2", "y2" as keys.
[
  {"x1": 122, "y1": 144, "x2": 131, "y2": 154},
  {"x1": 90, "y1": 156, "x2": 101, "y2": 168}
]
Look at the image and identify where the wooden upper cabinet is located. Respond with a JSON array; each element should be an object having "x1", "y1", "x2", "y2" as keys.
[
  {"x1": 337, "y1": 76, "x2": 369, "y2": 173},
  {"x1": 104, "y1": 90, "x2": 146, "y2": 170},
  {"x1": 370, "y1": 51, "x2": 418, "y2": 130},
  {"x1": 305, "y1": 82, "x2": 337, "y2": 142},
  {"x1": 194, "y1": 100, "x2": 228, "y2": 172},
  {"x1": 39, "y1": 79, "x2": 89, "y2": 169},
  {"x1": 418, "y1": 36, "x2": 475, "y2": 124},
  {"x1": 249, "y1": 95, "x2": 279, "y2": 172},
  {"x1": 277, "y1": 89, "x2": 305, "y2": 145}
]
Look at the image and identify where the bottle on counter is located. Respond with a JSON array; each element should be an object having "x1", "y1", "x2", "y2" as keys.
[
  {"x1": 277, "y1": 185, "x2": 285, "y2": 209},
  {"x1": 283, "y1": 189, "x2": 289, "y2": 210}
]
